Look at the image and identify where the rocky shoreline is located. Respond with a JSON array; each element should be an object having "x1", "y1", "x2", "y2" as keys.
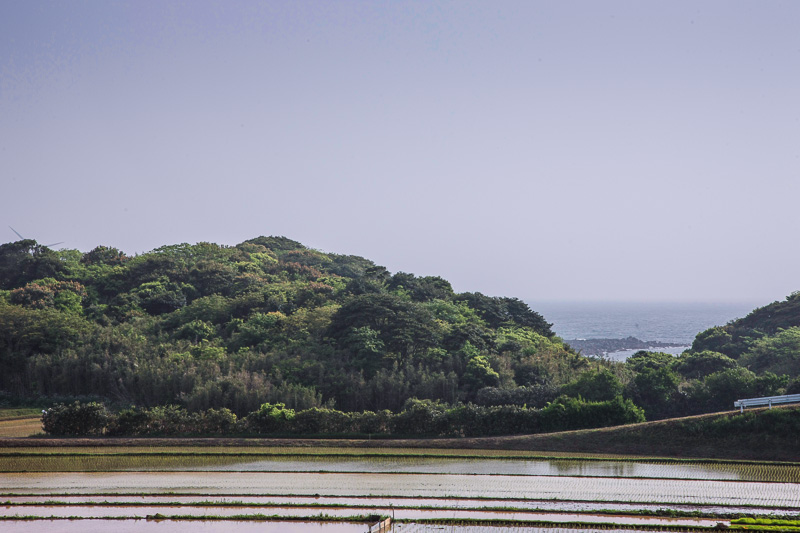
[{"x1": 565, "y1": 336, "x2": 687, "y2": 356}]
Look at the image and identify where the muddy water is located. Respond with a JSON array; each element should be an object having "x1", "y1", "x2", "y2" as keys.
[{"x1": 2, "y1": 472, "x2": 799, "y2": 507}]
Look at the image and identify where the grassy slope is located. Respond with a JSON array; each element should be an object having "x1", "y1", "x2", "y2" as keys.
[
  {"x1": 0, "y1": 408, "x2": 42, "y2": 421},
  {"x1": 1, "y1": 406, "x2": 797, "y2": 462},
  {"x1": 458, "y1": 406, "x2": 800, "y2": 461}
]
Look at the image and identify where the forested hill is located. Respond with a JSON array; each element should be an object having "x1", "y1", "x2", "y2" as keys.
[
  {"x1": 2, "y1": 237, "x2": 798, "y2": 436},
  {"x1": 0, "y1": 237, "x2": 577, "y2": 414},
  {"x1": 692, "y1": 292, "x2": 800, "y2": 378}
]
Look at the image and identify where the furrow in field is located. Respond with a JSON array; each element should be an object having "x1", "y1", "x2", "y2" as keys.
[
  {"x1": 1, "y1": 494, "x2": 791, "y2": 515},
  {"x1": 0, "y1": 504, "x2": 730, "y2": 526}
]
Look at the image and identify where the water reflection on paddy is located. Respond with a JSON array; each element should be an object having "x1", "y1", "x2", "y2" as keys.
[
  {"x1": 2, "y1": 472, "x2": 798, "y2": 507},
  {"x1": 2, "y1": 454, "x2": 798, "y2": 482},
  {"x1": 184, "y1": 456, "x2": 744, "y2": 480}
]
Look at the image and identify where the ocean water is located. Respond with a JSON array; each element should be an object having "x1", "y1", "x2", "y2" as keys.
[{"x1": 529, "y1": 301, "x2": 760, "y2": 345}]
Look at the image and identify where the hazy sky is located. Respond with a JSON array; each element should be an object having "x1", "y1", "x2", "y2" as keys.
[{"x1": 2, "y1": 1, "x2": 798, "y2": 303}]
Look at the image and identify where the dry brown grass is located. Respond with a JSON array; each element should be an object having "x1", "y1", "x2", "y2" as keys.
[{"x1": 0, "y1": 417, "x2": 42, "y2": 438}]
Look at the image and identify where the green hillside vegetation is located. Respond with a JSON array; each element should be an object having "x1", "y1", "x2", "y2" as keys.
[
  {"x1": 480, "y1": 404, "x2": 800, "y2": 461},
  {"x1": 363, "y1": 404, "x2": 799, "y2": 461},
  {"x1": 692, "y1": 293, "x2": 800, "y2": 388},
  {"x1": 0, "y1": 237, "x2": 798, "y2": 438}
]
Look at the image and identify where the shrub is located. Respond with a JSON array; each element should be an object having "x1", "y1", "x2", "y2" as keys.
[
  {"x1": 243, "y1": 402, "x2": 295, "y2": 433},
  {"x1": 106, "y1": 406, "x2": 238, "y2": 436},
  {"x1": 676, "y1": 350, "x2": 738, "y2": 379},
  {"x1": 540, "y1": 395, "x2": 645, "y2": 432},
  {"x1": 107, "y1": 407, "x2": 151, "y2": 436},
  {"x1": 443, "y1": 403, "x2": 539, "y2": 437},
  {"x1": 350, "y1": 409, "x2": 392, "y2": 434},
  {"x1": 141, "y1": 405, "x2": 199, "y2": 435},
  {"x1": 291, "y1": 407, "x2": 353, "y2": 434},
  {"x1": 391, "y1": 398, "x2": 450, "y2": 436},
  {"x1": 199, "y1": 407, "x2": 238, "y2": 434},
  {"x1": 41, "y1": 401, "x2": 109, "y2": 436},
  {"x1": 561, "y1": 369, "x2": 624, "y2": 401},
  {"x1": 475, "y1": 384, "x2": 558, "y2": 408}
]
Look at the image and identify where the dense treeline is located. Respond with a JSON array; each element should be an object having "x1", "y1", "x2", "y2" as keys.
[
  {"x1": 2, "y1": 237, "x2": 799, "y2": 438},
  {"x1": 42, "y1": 396, "x2": 644, "y2": 437}
]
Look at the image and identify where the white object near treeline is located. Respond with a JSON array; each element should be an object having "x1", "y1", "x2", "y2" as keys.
[{"x1": 734, "y1": 394, "x2": 800, "y2": 413}]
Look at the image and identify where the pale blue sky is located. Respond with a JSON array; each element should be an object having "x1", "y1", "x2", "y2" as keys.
[{"x1": 1, "y1": 1, "x2": 798, "y2": 303}]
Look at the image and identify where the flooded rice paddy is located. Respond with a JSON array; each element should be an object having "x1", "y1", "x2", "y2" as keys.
[
  {"x1": 0, "y1": 504, "x2": 726, "y2": 526},
  {"x1": 1, "y1": 447, "x2": 798, "y2": 531},
  {"x1": 0, "y1": 521, "x2": 706, "y2": 533},
  {"x1": 2, "y1": 453, "x2": 799, "y2": 482},
  {"x1": 0, "y1": 494, "x2": 783, "y2": 515},
  {"x1": 2, "y1": 471, "x2": 799, "y2": 506},
  {"x1": 0, "y1": 519, "x2": 365, "y2": 533}
]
